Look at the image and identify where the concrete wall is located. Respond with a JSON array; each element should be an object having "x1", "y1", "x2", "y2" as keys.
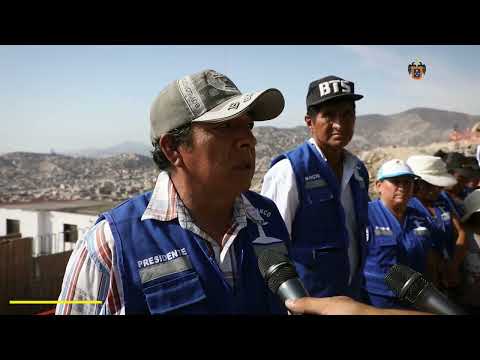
[
  {"x1": 47, "y1": 211, "x2": 97, "y2": 254},
  {"x1": 0, "y1": 208, "x2": 40, "y2": 238},
  {"x1": 0, "y1": 208, "x2": 97, "y2": 256}
]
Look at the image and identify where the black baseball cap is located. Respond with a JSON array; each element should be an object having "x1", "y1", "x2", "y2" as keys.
[
  {"x1": 306, "y1": 75, "x2": 363, "y2": 109},
  {"x1": 445, "y1": 152, "x2": 467, "y2": 171},
  {"x1": 446, "y1": 152, "x2": 480, "y2": 178}
]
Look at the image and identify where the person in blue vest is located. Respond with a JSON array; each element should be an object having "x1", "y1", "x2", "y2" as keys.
[
  {"x1": 56, "y1": 69, "x2": 290, "y2": 315},
  {"x1": 362, "y1": 159, "x2": 436, "y2": 309},
  {"x1": 406, "y1": 155, "x2": 467, "y2": 292},
  {"x1": 433, "y1": 150, "x2": 466, "y2": 218},
  {"x1": 261, "y1": 75, "x2": 370, "y2": 300}
]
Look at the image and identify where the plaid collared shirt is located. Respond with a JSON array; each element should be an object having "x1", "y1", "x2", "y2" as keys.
[{"x1": 56, "y1": 171, "x2": 264, "y2": 315}]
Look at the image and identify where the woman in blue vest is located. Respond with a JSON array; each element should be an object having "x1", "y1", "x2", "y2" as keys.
[
  {"x1": 362, "y1": 159, "x2": 436, "y2": 309},
  {"x1": 406, "y1": 155, "x2": 467, "y2": 292}
]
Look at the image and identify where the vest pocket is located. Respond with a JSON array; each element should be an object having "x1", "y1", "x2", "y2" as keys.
[
  {"x1": 290, "y1": 241, "x2": 347, "y2": 264},
  {"x1": 305, "y1": 186, "x2": 334, "y2": 205},
  {"x1": 303, "y1": 187, "x2": 339, "y2": 232},
  {"x1": 374, "y1": 234, "x2": 397, "y2": 247},
  {"x1": 289, "y1": 245, "x2": 349, "y2": 295},
  {"x1": 366, "y1": 235, "x2": 398, "y2": 271},
  {"x1": 144, "y1": 271, "x2": 207, "y2": 314},
  {"x1": 363, "y1": 235, "x2": 398, "y2": 296},
  {"x1": 363, "y1": 270, "x2": 396, "y2": 297}
]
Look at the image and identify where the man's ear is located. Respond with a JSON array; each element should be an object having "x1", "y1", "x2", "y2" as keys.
[
  {"x1": 305, "y1": 115, "x2": 314, "y2": 130},
  {"x1": 159, "y1": 135, "x2": 183, "y2": 167},
  {"x1": 375, "y1": 180, "x2": 382, "y2": 195}
]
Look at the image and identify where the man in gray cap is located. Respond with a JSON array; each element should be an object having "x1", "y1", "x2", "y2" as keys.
[
  {"x1": 261, "y1": 75, "x2": 370, "y2": 300},
  {"x1": 56, "y1": 69, "x2": 289, "y2": 315}
]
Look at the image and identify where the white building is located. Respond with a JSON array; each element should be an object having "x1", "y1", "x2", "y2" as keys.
[{"x1": 0, "y1": 200, "x2": 116, "y2": 257}]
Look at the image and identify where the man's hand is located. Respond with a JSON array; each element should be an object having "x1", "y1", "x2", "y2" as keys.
[
  {"x1": 285, "y1": 296, "x2": 374, "y2": 315},
  {"x1": 285, "y1": 296, "x2": 431, "y2": 315}
]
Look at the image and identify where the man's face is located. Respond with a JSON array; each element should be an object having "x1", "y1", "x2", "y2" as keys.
[
  {"x1": 305, "y1": 99, "x2": 355, "y2": 151},
  {"x1": 415, "y1": 179, "x2": 443, "y2": 204},
  {"x1": 449, "y1": 170, "x2": 471, "y2": 195},
  {"x1": 376, "y1": 176, "x2": 414, "y2": 209},
  {"x1": 466, "y1": 175, "x2": 480, "y2": 189},
  {"x1": 178, "y1": 113, "x2": 257, "y2": 195}
]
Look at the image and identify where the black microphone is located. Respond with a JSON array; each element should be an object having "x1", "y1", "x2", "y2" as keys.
[
  {"x1": 257, "y1": 249, "x2": 309, "y2": 305},
  {"x1": 385, "y1": 264, "x2": 467, "y2": 315}
]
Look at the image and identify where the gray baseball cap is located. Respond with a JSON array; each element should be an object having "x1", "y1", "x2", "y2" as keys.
[{"x1": 150, "y1": 69, "x2": 285, "y2": 143}]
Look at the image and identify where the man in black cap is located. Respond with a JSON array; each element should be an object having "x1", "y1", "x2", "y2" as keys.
[
  {"x1": 261, "y1": 75, "x2": 370, "y2": 300},
  {"x1": 463, "y1": 156, "x2": 480, "y2": 190},
  {"x1": 443, "y1": 152, "x2": 479, "y2": 210}
]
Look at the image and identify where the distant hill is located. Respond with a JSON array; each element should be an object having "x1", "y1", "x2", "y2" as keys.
[
  {"x1": 254, "y1": 107, "x2": 479, "y2": 156},
  {"x1": 0, "y1": 152, "x2": 155, "y2": 178},
  {"x1": 252, "y1": 107, "x2": 480, "y2": 191},
  {"x1": 49, "y1": 107, "x2": 480, "y2": 159},
  {"x1": 354, "y1": 107, "x2": 480, "y2": 149},
  {"x1": 0, "y1": 152, "x2": 158, "y2": 203},
  {"x1": 63, "y1": 141, "x2": 152, "y2": 158},
  {"x1": 2, "y1": 107, "x2": 479, "y2": 199}
]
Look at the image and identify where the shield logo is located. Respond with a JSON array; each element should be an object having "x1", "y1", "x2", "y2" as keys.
[
  {"x1": 408, "y1": 60, "x2": 427, "y2": 80},
  {"x1": 205, "y1": 70, "x2": 240, "y2": 93}
]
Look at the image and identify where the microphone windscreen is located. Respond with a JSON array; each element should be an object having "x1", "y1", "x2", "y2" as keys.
[
  {"x1": 257, "y1": 249, "x2": 288, "y2": 277},
  {"x1": 257, "y1": 249, "x2": 298, "y2": 294},
  {"x1": 385, "y1": 264, "x2": 428, "y2": 302}
]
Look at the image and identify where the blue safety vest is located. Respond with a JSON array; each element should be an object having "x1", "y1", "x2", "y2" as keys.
[
  {"x1": 96, "y1": 190, "x2": 289, "y2": 314},
  {"x1": 270, "y1": 141, "x2": 370, "y2": 299},
  {"x1": 439, "y1": 191, "x2": 465, "y2": 220},
  {"x1": 409, "y1": 197, "x2": 455, "y2": 260},
  {"x1": 362, "y1": 199, "x2": 434, "y2": 308}
]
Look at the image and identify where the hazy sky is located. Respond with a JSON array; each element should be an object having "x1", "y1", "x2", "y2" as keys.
[{"x1": 2, "y1": 45, "x2": 480, "y2": 154}]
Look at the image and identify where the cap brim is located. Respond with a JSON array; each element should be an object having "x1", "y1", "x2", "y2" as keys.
[
  {"x1": 377, "y1": 172, "x2": 416, "y2": 181},
  {"x1": 420, "y1": 174, "x2": 458, "y2": 188},
  {"x1": 191, "y1": 88, "x2": 284, "y2": 124},
  {"x1": 308, "y1": 93, "x2": 363, "y2": 107}
]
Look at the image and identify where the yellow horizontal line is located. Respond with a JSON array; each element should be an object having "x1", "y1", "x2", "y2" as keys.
[{"x1": 10, "y1": 300, "x2": 102, "y2": 305}]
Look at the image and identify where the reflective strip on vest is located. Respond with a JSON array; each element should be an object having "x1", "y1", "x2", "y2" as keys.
[
  {"x1": 253, "y1": 243, "x2": 288, "y2": 258},
  {"x1": 139, "y1": 256, "x2": 192, "y2": 284},
  {"x1": 252, "y1": 223, "x2": 288, "y2": 257}
]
